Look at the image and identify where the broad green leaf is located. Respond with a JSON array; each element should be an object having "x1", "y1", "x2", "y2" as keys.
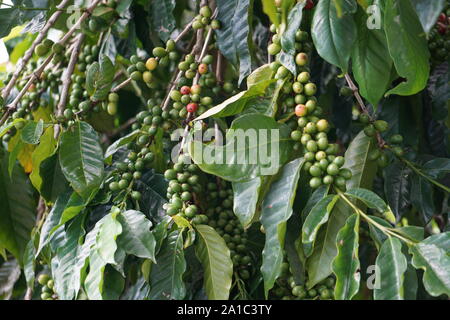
[
  {"x1": 0, "y1": 151, "x2": 36, "y2": 263},
  {"x1": 216, "y1": 0, "x2": 254, "y2": 84},
  {"x1": 384, "y1": 161, "x2": 411, "y2": 220},
  {"x1": 195, "y1": 224, "x2": 233, "y2": 300},
  {"x1": 52, "y1": 215, "x2": 86, "y2": 300},
  {"x1": 148, "y1": 230, "x2": 186, "y2": 300},
  {"x1": 332, "y1": 214, "x2": 360, "y2": 300},
  {"x1": 410, "y1": 232, "x2": 450, "y2": 297},
  {"x1": 311, "y1": 0, "x2": 357, "y2": 72},
  {"x1": 232, "y1": 177, "x2": 261, "y2": 229},
  {"x1": 151, "y1": 0, "x2": 176, "y2": 42},
  {"x1": 367, "y1": 215, "x2": 392, "y2": 251},
  {"x1": 30, "y1": 126, "x2": 57, "y2": 193},
  {"x1": 104, "y1": 130, "x2": 139, "y2": 163},
  {"x1": 302, "y1": 195, "x2": 339, "y2": 257},
  {"x1": 411, "y1": 0, "x2": 446, "y2": 33},
  {"x1": 190, "y1": 113, "x2": 293, "y2": 182},
  {"x1": 117, "y1": 210, "x2": 156, "y2": 262},
  {"x1": 279, "y1": 1, "x2": 306, "y2": 75},
  {"x1": 23, "y1": 240, "x2": 36, "y2": 289},
  {"x1": 0, "y1": 259, "x2": 20, "y2": 299},
  {"x1": 246, "y1": 64, "x2": 273, "y2": 87},
  {"x1": 20, "y1": 119, "x2": 43, "y2": 145},
  {"x1": 345, "y1": 187, "x2": 394, "y2": 221},
  {"x1": 242, "y1": 78, "x2": 288, "y2": 117},
  {"x1": 422, "y1": 158, "x2": 450, "y2": 179},
  {"x1": 261, "y1": 0, "x2": 279, "y2": 27},
  {"x1": 85, "y1": 55, "x2": 115, "y2": 101},
  {"x1": 351, "y1": 6, "x2": 392, "y2": 107},
  {"x1": 301, "y1": 185, "x2": 330, "y2": 221},
  {"x1": 260, "y1": 158, "x2": 304, "y2": 296},
  {"x1": 194, "y1": 80, "x2": 275, "y2": 121},
  {"x1": 384, "y1": 0, "x2": 430, "y2": 96},
  {"x1": 96, "y1": 210, "x2": 122, "y2": 264},
  {"x1": 59, "y1": 121, "x2": 104, "y2": 200},
  {"x1": 84, "y1": 250, "x2": 108, "y2": 300},
  {"x1": 343, "y1": 130, "x2": 377, "y2": 190},
  {"x1": 38, "y1": 153, "x2": 69, "y2": 202},
  {"x1": 374, "y1": 237, "x2": 408, "y2": 300}
]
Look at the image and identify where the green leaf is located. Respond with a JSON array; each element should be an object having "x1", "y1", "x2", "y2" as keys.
[
  {"x1": 85, "y1": 55, "x2": 115, "y2": 101},
  {"x1": 104, "y1": 130, "x2": 139, "y2": 163},
  {"x1": 38, "y1": 153, "x2": 69, "y2": 202},
  {"x1": 195, "y1": 224, "x2": 233, "y2": 300},
  {"x1": 351, "y1": 7, "x2": 393, "y2": 107},
  {"x1": 190, "y1": 113, "x2": 293, "y2": 182},
  {"x1": 345, "y1": 187, "x2": 394, "y2": 220},
  {"x1": 374, "y1": 237, "x2": 408, "y2": 300},
  {"x1": 279, "y1": 1, "x2": 306, "y2": 75},
  {"x1": 148, "y1": 230, "x2": 186, "y2": 300},
  {"x1": 151, "y1": 0, "x2": 176, "y2": 42},
  {"x1": 410, "y1": 232, "x2": 450, "y2": 297},
  {"x1": 194, "y1": 80, "x2": 275, "y2": 121},
  {"x1": 243, "y1": 78, "x2": 289, "y2": 117},
  {"x1": 96, "y1": 210, "x2": 122, "y2": 264},
  {"x1": 232, "y1": 177, "x2": 261, "y2": 229},
  {"x1": 260, "y1": 158, "x2": 304, "y2": 296},
  {"x1": 20, "y1": 119, "x2": 44, "y2": 145},
  {"x1": 59, "y1": 121, "x2": 104, "y2": 200},
  {"x1": 216, "y1": 0, "x2": 254, "y2": 84},
  {"x1": 384, "y1": 161, "x2": 411, "y2": 220},
  {"x1": 23, "y1": 240, "x2": 36, "y2": 289},
  {"x1": 411, "y1": 0, "x2": 446, "y2": 33},
  {"x1": 52, "y1": 214, "x2": 86, "y2": 300},
  {"x1": 302, "y1": 195, "x2": 339, "y2": 257},
  {"x1": 422, "y1": 158, "x2": 450, "y2": 179},
  {"x1": 311, "y1": 0, "x2": 357, "y2": 72},
  {"x1": 246, "y1": 64, "x2": 273, "y2": 87},
  {"x1": 0, "y1": 259, "x2": 20, "y2": 299},
  {"x1": 30, "y1": 126, "x2": 57, "y2": 193},
  {"x1": 343, "y1": 130, "x2": 377, "y2": 190},
  {"x1": 384, "y1": 0, "x2": 430, "y2": 96},
  {"x1": 261, "y1": 0, "x2": 279, "y2": 27},
  {"x1": 301, "y1": 185, "x2": 330, "y2": 221},
  {"x1": 84, "y1": 250, "x2": 108, "y2": 300},
  {"x1": 0, "y1": 151, "x2": 36, "y2": 263},
  {"x1": 117, "y1": 210, "x2": 156, "y2": 262},
  {"x1": 332, "y1": 214, "x2": 360, "y2": 300},
  {"x1": 367, "y1": 215, "x2": 392, "y2": 251}
]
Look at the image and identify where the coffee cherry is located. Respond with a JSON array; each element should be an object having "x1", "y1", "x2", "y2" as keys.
[
  {"x1": 153, "y1": 47, "x2": 167, "y2": 57},
  {"x1": 295, "y1": 104, "x2": 308, "y2": 117},
  {"x1": 186, "y1": 103, "x2": 198, "y2": 113},
  {"x1": 297, "y1": 72, "x2": 310, "y2": 83},
  {"x1": 364, "y1": 124, "x2": 376, "y2": 137},
  {"x1": 316, "y1": 119, "x2": 329, "y2": 132},
  {"x1": 146, "y1": 57, "x2": 158, "y2": 71},
  {"x1": 268, "y1": 43, "x2": 281, "y2": 55},
  {"x1": 291, "y1": 130, "x2": 302, "y2": 141},
  {"x1": 295, "y1": 52, "x2": 308, "y2": 66},
  {"x1": 374, "y1": 120, "x2": 388, "y2": 132},
  {"x1": 180, "y1": 86, "x2": 191, "y2": 95},
  {"x1": 35, "y1": 44, "x2": 49, "y2": 57},
  {"x1": 310, "y1": 177, "x2": 322, "y2": 188},
  {"x1": 389, "y1": 134, "x2": 403, "y2": 144},
  {"x1": 131, "y1": 191, "x2": 142, "y2": 200},
  {"x1": 198, "y1": 63, "x2": 208, "y2": 74},
  {"x1": 304, "y1": 83, "x2": 317, "y2": 96}
]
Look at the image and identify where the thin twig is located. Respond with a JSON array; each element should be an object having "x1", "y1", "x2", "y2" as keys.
[
  {"x1": 111, "y1": 78, "x2": 132, "y2": 93},
  {"x1": 54, "y1": 33, "x2": 85, "y2": 138},
  {"x1": 1, "y1": 0, "x2": 71, "y2": 100}
]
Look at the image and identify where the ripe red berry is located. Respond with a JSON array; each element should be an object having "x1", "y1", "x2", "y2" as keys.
[
  {"x1": 198, "y1": 63, "x2": 208, "y2": 74},
  {"x1": 186, "y1": 103, "x2": 198, "y2": 113},
  {"x1": 305, "y1": 0, "x2": 314, "y2": 10},
  {"x1": 438, "y1": 13, "x2": 446, "y2": 23},
  {"x1": 295, "y1": 104, "x2": 307, "y2": 117},
  {"x1": 180, "y1": 86, "x2": 191, "y2": 95}
]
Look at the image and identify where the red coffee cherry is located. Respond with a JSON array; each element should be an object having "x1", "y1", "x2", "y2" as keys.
[
  {"x1": 186, "y1": 103, "x2": 198, "y2": 113},
  {"x1": 180, "y1": 86, "x2": 191, "y2": 95}
]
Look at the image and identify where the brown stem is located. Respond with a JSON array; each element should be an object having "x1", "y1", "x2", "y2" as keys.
[
  {"x1": 111, "y1": 77, "x2": 132, "y2": 93},
  {"x1": 1, "y1": 0, "x2": 71, "y2": 101}
]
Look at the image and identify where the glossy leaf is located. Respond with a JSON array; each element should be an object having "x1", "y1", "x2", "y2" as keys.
[
  {"x1": 261, "y1": 0, "x2": 279, "y2": 27},
  {"x1": 117, "y1": 210, "x2": 156, "y2": 262},
  {"x1": 311, "y1": 0, "x2": 357, "y2": 72},
  {"x1": 384, "y1": 0, "x2": 430, "y2": 96},
  {"x1": 23, "y1": 240, "x2": 36, "y2": 289},
  {"x1": 345, "y1": 188, "x2": 394, "y2": 220},
  {"x1": 59, "y1": 121, "x2": 104, "y2": 200},
  {"x1": 384, "y1": 161, "x2": 411, "y2": 220},
  {"x1": 351, "y1": 7, "x2": 392, "y2": 107},
  {"x1": 21, "y1": 119, "x2": 44, "y2": 145},
  {"x1": 411, "y1": 0, "x2": 446, "y2": 33},
  {"x1": 232, "y1": 177, "x2": 261, "y2": 229},
  {"x1": 374, "y1": 237, "x2": 408, "y2": 300},
  {"x1": 260, "y1": 158, "x2": 304, "y2": 296},
  {"x1": 85, "y1": 55, "x2": 115, "y2": 101},
  {"x1": 151, "y1": 0, "x2": 176, "y2": 42},
  {"x1": 302, "y1": 195, "x2": 339, "y2": 257},
  {"x1": 195, "y1": 225, "x2": 233, "y2": 300},
  {"x1": 410, "y1": 232, "x2": 450, "y2": 297},
  {"x1": 190, "y1": 113, "x2": 293, "y2": 182},
  {"x1": 104, "y1": 130, "x2": 139, "y2": 163},
  {"x1": 332, "y1": 214, "x2": 360, "y2": 300},
  {"x1": 410, "y1": 175, "x2": 435, "y2": 224},
  {"x1": 148, "y1": 230, "x2": 186, "y2": 300}
]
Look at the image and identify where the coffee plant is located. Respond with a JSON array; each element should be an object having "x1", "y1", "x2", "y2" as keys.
[{"x1": 0, "y1": 0, "x2": 448, "y2": 301}]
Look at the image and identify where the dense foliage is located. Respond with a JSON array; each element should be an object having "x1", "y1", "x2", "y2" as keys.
[{"x1": 0, "y1": 0, "x2": 449, "y2": 300}]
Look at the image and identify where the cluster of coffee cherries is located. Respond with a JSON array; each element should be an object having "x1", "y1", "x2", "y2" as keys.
[
  {"x1": 169, "y1": 84, "x2": 211, "y2": 119},
  {"x1": 163, "y1": 155, "x2": 207, "y2": 223},
  {"x1": 359, "y1": 114, "x2": 404, "y2": 168},
  {"x1": 108, "y1": 106, "x2": 170, "y2": 200},
  {"x1": 428, "y1": 6, "x2": 450, "y2": 65},
  {"x1": 270, "y1": 258, "x2": 335, "y2": 300},
  {"x1": 192, "y1": 5, "x2": 220, "y2": 30},
  {"x1": 205, "y1": 181, "x2": 252, "y2": 280},
  {"x1": 37, "y1": 273, "x2": 58, "y2": 300}
]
